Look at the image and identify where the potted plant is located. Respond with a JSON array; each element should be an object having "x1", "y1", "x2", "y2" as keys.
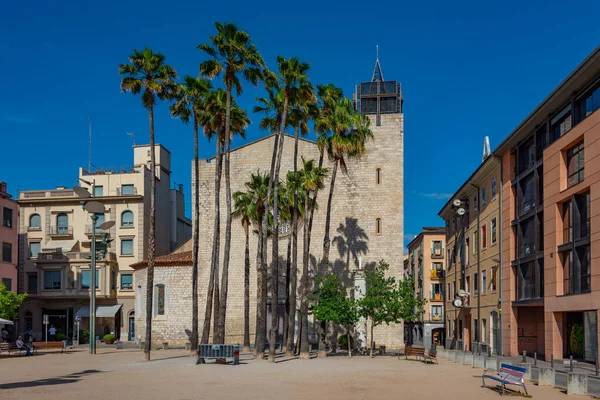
[
  {"x1": 338, "y1": 334, "x2": 354, "y2": 350},
  {"x1": 79, "y1": 329, "x2": 90, "y2": 344},
  {"x1": 103, "y1": 333, "x2": 116, "y2": 344}
]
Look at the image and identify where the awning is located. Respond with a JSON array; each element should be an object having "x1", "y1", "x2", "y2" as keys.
[
  {"x1": 0, "y1": 318, "x2": 14, "y2": 325},
  {"x1": 74, "y1": 304, "x2": 122, "y2": 318}
]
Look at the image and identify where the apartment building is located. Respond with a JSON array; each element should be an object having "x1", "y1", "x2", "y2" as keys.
[
  {"x1": 439, "y1": 153, "x2": 502, "y2": 355},
  {"x1": 494, "y1": 46, "x2": 600, "y2": 361},
  {"x1": 0, "y1": 181, "x2": 18, "y2": 294},
  {"x1": 406, "y1": 227, "x2": 446, "y2": 349},
  {"x1": 16, "y1": 144, "x2": 190, "y2": 342}
]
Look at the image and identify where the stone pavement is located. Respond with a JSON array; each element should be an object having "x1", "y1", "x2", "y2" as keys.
[{"x1": 0, "y1": 348, "x2": 582, "y2": 400}]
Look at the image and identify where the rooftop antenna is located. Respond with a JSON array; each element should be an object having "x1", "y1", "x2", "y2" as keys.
[
  {"x1": 482, "y1": 136, "x2": 491, "y2": 162},
  {"x1": 126, "y1": 132, "x2": 136, "y2": 146},
  {"x1": 88, "y1": 117, "x2": 92, "y2": 172}
]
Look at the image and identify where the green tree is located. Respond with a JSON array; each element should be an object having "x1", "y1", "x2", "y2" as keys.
[
  {"x1": 315, "y1": 92, "x2": 373, "y2": 272},
  {"x1": 119, "y1": 48, "x2": 178, "y2": 361},
  {"x1": 197, "y1": 88, "x2": 250, "y2": 347},
  {"x1": 0, "y1": 284, "x2": 27, "y2": 321},
  {"x1": 297, "y1": 157, "x2": 328, "y2": 359},
  {"x1": 199, "y1": 22, "x2": 264, "y2": 345},
  {"x1": 170, "y1": 76, "x2": 212, "y2": 352},
  {"x1": 310, "y1": 274, "x2": 359, "y2": 358},
  {"x1": 359, "y1": 260, "x2": 426, "y2": 358}
]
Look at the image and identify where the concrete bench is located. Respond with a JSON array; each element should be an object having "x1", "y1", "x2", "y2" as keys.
[
  {"x1": 196, "y1": 344, "x2": 240, "y2": 365},
  {"x1": 482, "y1": 363, "x2": 528, "y2": 396},
  {"x1": 33, "y1": 341, "x2": 66, "y2": 353}
]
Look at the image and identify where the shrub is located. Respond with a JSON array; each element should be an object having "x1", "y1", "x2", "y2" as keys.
[
  {"x1": 55, "y1": 332, "x2": 67, "y2": 341},
  {"x1": 103, "y1": 334, "x2": 116, "y2": 342},
  {"x1": 338, "y1": 335, "x2": 354, "y2": 347},
  {"x1": 79, "y1": 330, "x2": 90, "y2": 340}
]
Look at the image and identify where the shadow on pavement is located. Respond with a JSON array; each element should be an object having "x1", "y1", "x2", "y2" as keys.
[{"x1": 0, "y1": 369, "x2": 104, "y2": 390}]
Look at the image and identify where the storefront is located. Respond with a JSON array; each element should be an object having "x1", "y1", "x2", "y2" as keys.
[{"x1": 74, "y1": 304, "x2": 123, "y2": 341}]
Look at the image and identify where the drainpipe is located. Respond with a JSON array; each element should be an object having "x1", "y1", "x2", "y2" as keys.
[
  {"x1": 494, "y1": 155, "x2": 503, "y2": 356},
  {"x1": 470, "y1": 183, "x2": 481, "y2": 352}
]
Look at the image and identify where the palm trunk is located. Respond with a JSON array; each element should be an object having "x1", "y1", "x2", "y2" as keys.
[
  {"x1": 286, "y1": 124, "x2": 300, "y2": 356},
  {"x1": 347, "y1": 328, "x2": 352, "y2": 358},
  {"x1": 243, "y1": 221, "x2": 250, "y2": 352},
  {"x1": 201, "y1": 137, "x2": 221, "y2": 346},
  {"x1": 307, "y1": 152, "x2": 324, "y2": 251},
  {"x1": 318, "y1": 321, "x2": 327, "y2": 358},
  {"x1": 258, "y1": 132, "x2": 279, "y2": 359},
  {"x1": 294, "y1": 309, "x2": 302, "y2": 356},
  {"x1": 216, "y1": 84, "x2": 233, "y2": 344},
  {"x1": 191, "y1": 112, "x2": 200, "y2": 352},
  {"x1": 253, "y1": 218, "x2": 264, "y2": 357},
  {"x1": 144, "y1": 105, "x2": 156, "y2": 362},
  {"x1": 322, "y1": 159, "x2": 338, "y2": 271},
  {"x1": 299, "y1": 189, "x2": 311, "y2": 360},
  {"x1": 212, "y1": 149, "x2": 222, "y2": 342},
  {"x1": 370, "y1": 321, "x2": 375, "y2": 358},
  {"x1": 282, "y1": 234, "x2": 291, "y2": 349}
]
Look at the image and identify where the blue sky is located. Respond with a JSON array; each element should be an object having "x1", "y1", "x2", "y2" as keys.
[{"x1": 1, "y1": 0, "x2": 599, "y2": 248}]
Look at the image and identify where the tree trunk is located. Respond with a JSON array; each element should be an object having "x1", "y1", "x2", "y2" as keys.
[
  {"x1": 201, "y1": 137, "x2": 221, "y2": 347},
  {"x1": 243, "y1": 222, "x2": 251, "y2": 352},
  {"x1": 307, "y1": 152, "x2": 324, "y2": 252},
  {"x1": 282, "y1": 234, "x2": 291, "y2": 350},
  {"x1": 191, "y1": 112, "x2": 200, "y2": 352},
  {"x1": 370, "y1": 321, "x2": 374, "y2": 358},
  {"x1": 253, "y1": 219, "x2": 264, "y2": 358},
  {"x1": 295, "y1": 309, "x2": 302, "y2": 356},
  {"x1": 322, "y1": 159, "x2": 338, "y2": 271},
  {"x1": 216, "y1": 84, "x2": 233, "y2": 344},
  {"x1": 347, "y1": 329, "x2": 352, "y2": 358},
  {"x1": 299, "y1": 189, "x2": 311, "y2": 360},
  {"x1": 318, "y1": 320, "x2": 327, "y2": 358},
  {"x1": 144, "y1": 105, "x2": 156, "y2": 362},
  {"x1": 286, "y1": 124, "x2": 300, "y2": 357},
  {"x1": 258, "y1": 131, "x2": 279, "y2": 359}
]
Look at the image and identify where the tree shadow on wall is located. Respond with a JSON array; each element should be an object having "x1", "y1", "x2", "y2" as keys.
[{"x1": 332, "y1": 217, "x2": 369, "y2": 284}]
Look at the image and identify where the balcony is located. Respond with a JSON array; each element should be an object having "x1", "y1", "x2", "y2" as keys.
[
  {"x1": 48, "y1": 226, "x2": 73, "y2": 237},
  {"x1": 431, "y1": 248, "x2": 444, "y2": 259}
]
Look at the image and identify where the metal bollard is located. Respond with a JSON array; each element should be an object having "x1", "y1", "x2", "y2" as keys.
[
  {"x1": 551, "y1": 354, "x2": 554, "y2": 369},
  {"x1": 570, "y1": 355, "x2": 574, "y2": 372},
  {"x1": 534, "y1": 352, "x2": 537, "y2": 366},
  {"x1": 522, "y1": 350, "x2": 527, "y2": 363}
]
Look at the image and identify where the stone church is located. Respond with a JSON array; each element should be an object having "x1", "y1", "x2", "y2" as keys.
[{"x1": 133, "y1": 57, "x2": 406, "y2": 349}]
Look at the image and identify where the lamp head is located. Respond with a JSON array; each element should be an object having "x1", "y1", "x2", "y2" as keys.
[{"x1": 73, "y1": 186, "x2": 91, "y2": 198}]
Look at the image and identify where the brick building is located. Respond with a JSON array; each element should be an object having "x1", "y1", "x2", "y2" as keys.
[{"x1": 0, "y1": 181, "x2": 18, "y2": 294}]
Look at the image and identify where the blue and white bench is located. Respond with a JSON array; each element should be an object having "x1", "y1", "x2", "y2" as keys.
[{"x1": 482, "y1": 363, "x2": 528, "y2": 396}]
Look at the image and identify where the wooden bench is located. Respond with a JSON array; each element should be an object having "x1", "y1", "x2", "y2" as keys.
[
  {"x1": 0, "y1": 342, "x2": 22, "y2": 355},
  {"x1": 33, "y1": 341, "x2": 66, "y2": 353},
  {"x1": 482, "y1": 363, "x2": 528, "y2": 396},
  {"x1": 424, "y1": 349, "x2": 438, "y2": 364},
  {"x1": 402, "y1": 346, "x2": 425, "y2": 361}
]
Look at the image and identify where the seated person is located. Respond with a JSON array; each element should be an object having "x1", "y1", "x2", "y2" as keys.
[{"x1": 16, "y1": 336, "x2": 33, "y2": 356}]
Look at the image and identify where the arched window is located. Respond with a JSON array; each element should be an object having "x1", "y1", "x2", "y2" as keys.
[
  {"x1": 155, "y1": 284, "x2": 165, "y2": 316},
  {"x1": 376, "y1": 218, "x2": 382, "y2": 235},
  {"x1": 376, "y1": 168, "x2": 382, "y2": 185},
  {"x1": 121, "y1": 211, "x2": 134, "y2": 227},
  {"x1": 29, "y1": 214, "x2": 41, "y2": 229},
  {"x1": 56, "y1": 213, "x2": 68, "y2": 234}
]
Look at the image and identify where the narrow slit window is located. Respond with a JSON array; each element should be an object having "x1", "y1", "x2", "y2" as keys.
[
  {"x1": 376, "y1": 218, "x2": 382, "y2": 235},
  {"x1": 376, "y1": 168, "x2": 382, "y2": 185}
]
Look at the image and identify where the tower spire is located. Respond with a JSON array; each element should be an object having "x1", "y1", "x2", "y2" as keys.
[{"x1": 371, "y1": 45, "x2": 384, "y2": 82}]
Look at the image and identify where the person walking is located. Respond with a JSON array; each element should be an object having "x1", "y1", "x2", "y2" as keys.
[{"x1": 48, "y1": 325, "x2": 57, "y2": 341}]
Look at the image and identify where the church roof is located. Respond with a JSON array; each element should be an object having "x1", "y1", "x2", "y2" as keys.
[
  {"x1": 371, "y1": 45, "x2": 384, "y2": 82},
  {"x1": 130, "y1": 251, "x2": 193, "y2": 269}
]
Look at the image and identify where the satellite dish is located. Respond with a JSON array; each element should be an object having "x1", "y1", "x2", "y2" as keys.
[
  {"x1": 98, "y1": 220, "x2": 115, "y2": 230},
  {"x1": 73, "y1": 186, "x2": 91, "y2": 198},
  {"x1": 452, "y1": 298, "x2": 463, "y2": 308},
  {"x1": 457, "y1": 208, "x2": 466, "y2": 216},
  {"x1": 84, "y1": 201, "x2": 105, "y2": 214},
  {"x1": 458, "y1": 289, "x2": 468, "y2": 298}
]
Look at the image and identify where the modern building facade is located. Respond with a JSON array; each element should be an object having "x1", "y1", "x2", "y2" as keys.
[
  {"x1": 133, "y1": 57, "x2": 407, "y2": 348},
  {"x1": 405, "y1": 227, "x2": 446, "y2": 349},
  {"x1": 0, "y1": 181, "x2": 18, "y2": 294},
  {"x1": 494, "y1": 46, "x2": 600, "y2": 361},
  {"x1": 16, "y1": 144, "x2": 190, "y2": 342},
  {"x1": 439, "y1": 152, "x2": 502, "y2": 355}
]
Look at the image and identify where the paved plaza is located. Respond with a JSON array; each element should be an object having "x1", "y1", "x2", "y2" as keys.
[{"x1": 0, "y1": 348, "x2": 585, "y2": 399}]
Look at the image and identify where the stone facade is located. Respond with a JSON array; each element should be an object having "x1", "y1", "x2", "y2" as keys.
[{"x1": 135, "y1": 109, "x2": 406, "y2": 348}]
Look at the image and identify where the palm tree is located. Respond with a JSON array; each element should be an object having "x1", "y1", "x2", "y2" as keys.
[
  {"x1": 197, "y1": 89, "x2": 250, "y2": 347},
  {"x1": 297, "y1": 157, "x2": 328, "y2": 359},
  {"x1": 119, "y1": 48, "x2": 178, "y2": 362},
  {"x1": 232, "y1": 187, "x2": 257, "y2": 352},
  {"x1": 170, "y1": 76, "x2": 212, "y2": 352},
  {"x1": 264, "y1": 57, "x2": 313, "y2": 362},
  {"x1": 199, "y1": 22, "x2": 264, "y2": 345},
  {"x1": 316, "y1": 94, "x2": 373, "y2": 272}
]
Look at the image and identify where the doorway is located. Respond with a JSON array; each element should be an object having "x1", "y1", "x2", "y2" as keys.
[{"x1": 128, "y1": 312, "x2": 135, "y2": 341}]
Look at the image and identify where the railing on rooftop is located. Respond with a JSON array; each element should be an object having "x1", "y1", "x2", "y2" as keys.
[{"x1": 82, "y1": 166, "x2": 142, "y2": 176}]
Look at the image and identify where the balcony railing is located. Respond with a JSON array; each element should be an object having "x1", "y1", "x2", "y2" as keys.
[
  {"x1": 85, "y1": 225, "x2": 108, "y2": 235},
  {"x1": 48, "y1": 226, "x2": 73, "y2": 236}
]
